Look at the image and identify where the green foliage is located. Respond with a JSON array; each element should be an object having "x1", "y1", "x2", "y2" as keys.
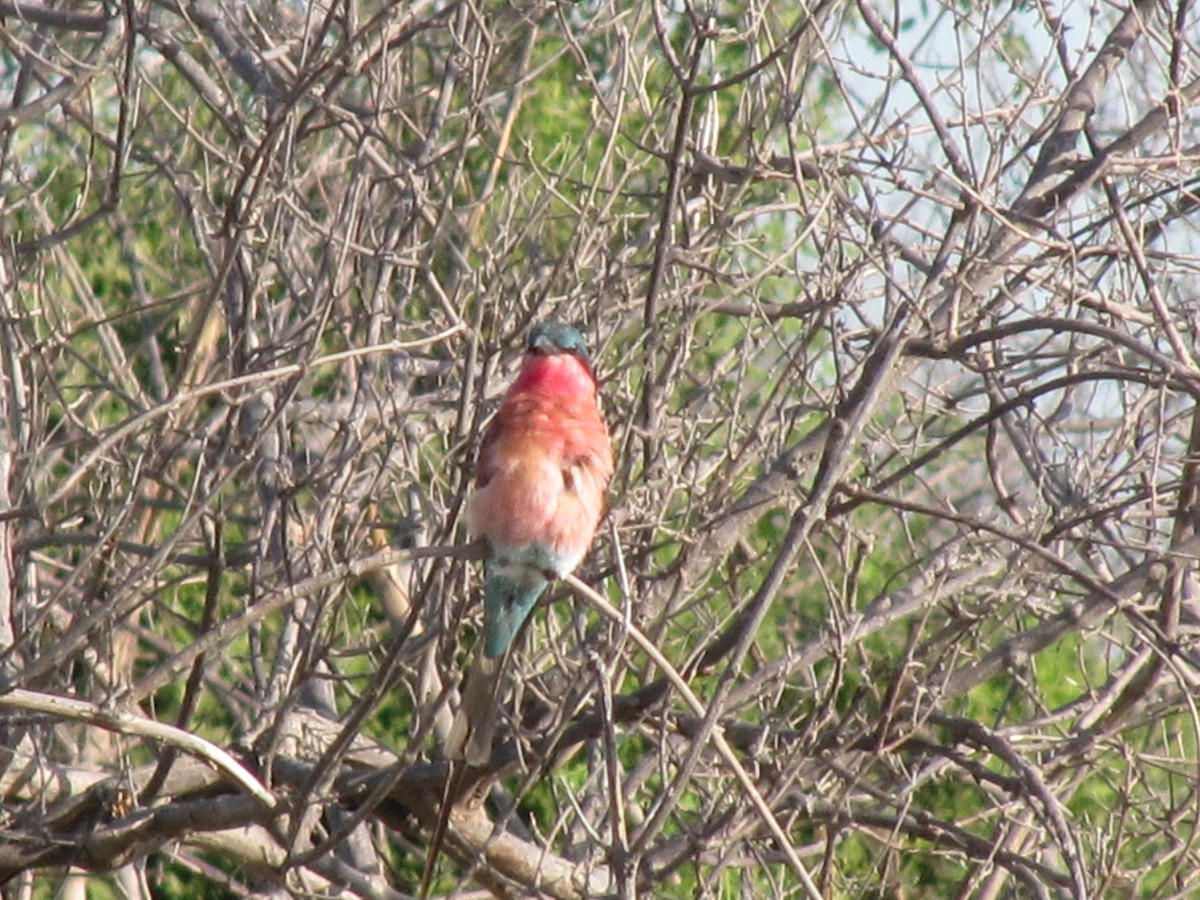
[{"x1": 151, "y1": 859, "x2": 242, "y2": 899}]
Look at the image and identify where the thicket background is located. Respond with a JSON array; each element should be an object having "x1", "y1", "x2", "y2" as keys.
[{"x1": 1, "y1": 0, "x2": 1199, "y2": 897}]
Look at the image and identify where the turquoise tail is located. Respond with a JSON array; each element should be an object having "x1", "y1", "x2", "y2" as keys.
[
  {"x1": 482, "y1": 562, "x2": 548, "y2": 658},
  {"x1": 446, "y1": 562, "x2": 548, "y2": 765}
]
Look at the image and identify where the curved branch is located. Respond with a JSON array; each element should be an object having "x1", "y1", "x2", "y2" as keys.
[{"x1": 0, "y1": 688, "x2": 276, "y2": 808}]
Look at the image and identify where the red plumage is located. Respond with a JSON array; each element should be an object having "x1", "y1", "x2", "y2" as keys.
[{"x1": 467, "y1": 350, "x2": 613, "y2": 573}]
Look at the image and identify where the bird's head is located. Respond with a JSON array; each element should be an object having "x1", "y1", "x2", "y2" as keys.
[
  {"x1": 510, "y1": 321, "x2": 598, "y2": 395},
  {"x1": 526, "y1": 322, "x2": 592, "y2": 369}
]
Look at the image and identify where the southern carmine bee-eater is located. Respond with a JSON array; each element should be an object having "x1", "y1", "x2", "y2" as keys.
[
  {"x1": 422, "y1": 322, "x2": 613, "y2": 897},
  {"x1": 446, "y1": 321, "x2": 614, "y2": 766}
]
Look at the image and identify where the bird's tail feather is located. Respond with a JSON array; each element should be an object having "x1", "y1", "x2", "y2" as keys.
[{"x1": 446, "y1": 651, "x2": 504, "y2": 766}]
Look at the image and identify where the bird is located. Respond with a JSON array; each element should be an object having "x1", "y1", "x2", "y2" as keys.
[
  {"x1": 445, "y1": 321, "x2": 614, "y2": 767},
  {"x1": 420, "y1": 322, "x2": 612, "y2": 897}
]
